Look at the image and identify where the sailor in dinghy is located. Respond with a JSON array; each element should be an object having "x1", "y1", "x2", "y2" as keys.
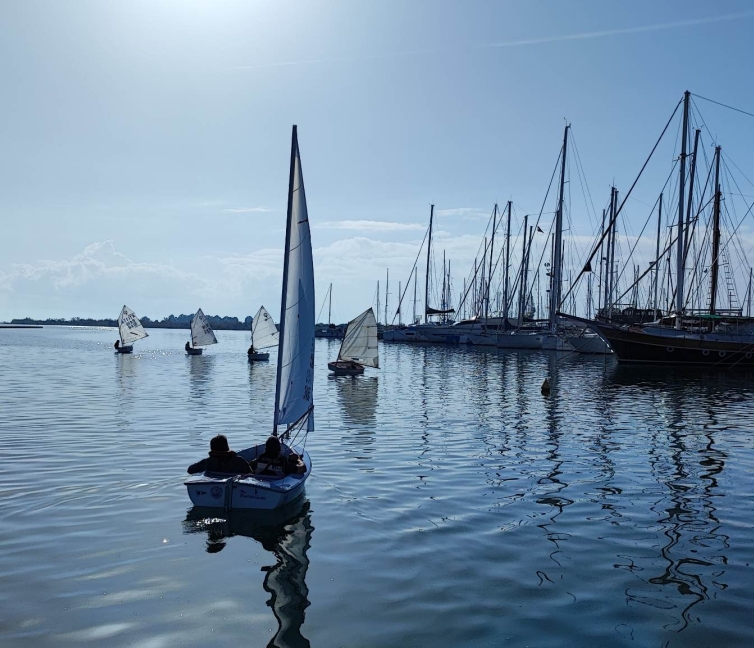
[
  {"x1": 328, "y1": 308, "x2": 379, "y2": 376},
  {"x1": 187, "y1": 308, "x2": 218, "y2": 355},
  {"x1": 114, "y1": 305, "x2": 148, "y2": 353},
  {"x1": 248, "y1": 306, "x2": 279, "y2": 362},
  {"x1": 185, "y1": 125, "x2": 315, "y2": 511}
]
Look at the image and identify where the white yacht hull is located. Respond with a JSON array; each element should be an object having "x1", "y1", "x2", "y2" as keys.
[
  {"x1": 565, "y1": 334, "x2": 611, "y2": 354},
  {"x1": 541, "y1": 335, "x2": 575, "y2": 351},
  {"x1": 496, "y1": 332, "x2": 544, "y2": 349}
]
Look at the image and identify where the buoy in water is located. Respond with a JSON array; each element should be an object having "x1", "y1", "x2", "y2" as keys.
[{"x1": 541, "y1": 378, "x2": 551, "y2": 395}]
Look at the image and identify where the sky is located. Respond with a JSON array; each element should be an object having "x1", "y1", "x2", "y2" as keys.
[{"x1": 2, "y1": 0, "x2": 754, "y2": 323}]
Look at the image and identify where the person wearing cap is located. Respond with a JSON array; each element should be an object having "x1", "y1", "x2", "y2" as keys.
[
  {"x1": 187, "y1": 434, "x2": 252, "y2": 474},
  {"x1": 251, "y1": 436, "x2": 306, "y2": 477}
]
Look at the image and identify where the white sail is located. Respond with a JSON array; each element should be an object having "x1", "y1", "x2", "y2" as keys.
[
  {"x1": 338, "y1": 308, "x2": 379, "y2": 368},
  {"x1": 191, "y1": 308, "x2": 218, "y2": 347},
  {"x1": 275, "y1": 127, "x2": 315, "y2": 432},
  {"x1": 251, "y1": 305, "x2": 279, "y2": 350},
  {"x1": 118, "y1": 305, "x2": 148, "y2": 345}
]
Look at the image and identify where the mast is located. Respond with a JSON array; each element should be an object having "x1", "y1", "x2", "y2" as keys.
[
  {"x1": 424, "y1": 204, "x2": 434, "y2": 324},
  {"x1": 413, "y1": 270, "x2": 418, "y2": 324},
  {"x1": 376, "y1": 280, "x2": 380, "y2": 325},
  {"x1": 748, "y1": 268, "x2": 753, "y2": 317},
  {"x1": 447, "y1": 259, "x2": 451, "y2": 319},
  {"x1": 653, "y1": 193, "x2": 663, "y2": 314},
  {"x1": 479, "y1": 239, "x2": 486, "y2": 317},
  {"x1": 683, "y1": 128, "x2": 701, "y2": 258},
  {"x1": 486, "y1": 204, "x2": 497, "y2": 321},
  {"x1": 549, "y1": 124, "x2": 568, "y2": 332},
  {"x1": 609, "y1": 189, "x2": 618, "y2": 311},
  {"x1": 709, "y1": 145, "x2": 722, "y2": 315},
  {"x1": 597, "y1": 208, "x2": 605, "y2": 313},
  {"x1": 328, "y1": 283, "x2": 332, "y2": 325},
  {"x1": 385, "y1": 268, "x2": 389, "y2": 325},
  {"x1": 518, "y1": 214, "x2": 529, "y2": 327},
  {"x1": 676, "y1": 90, "x2": 690, "y2": 328},
  {"x1": 503, "y1": 201, "x2": 512, "y2": 321},
  {"x1": 398, "y1": 281, "x2": 402, "y2": 326},
  {"x1": 273, "y1": 125, "x2": 298, "y2": 437}
]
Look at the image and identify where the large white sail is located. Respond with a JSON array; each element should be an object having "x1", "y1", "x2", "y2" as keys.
[
  {"x1": 275, "y1": 127, "x2": 315, "y2": 432},
  {"x1": 118, "y1": 305, "x2": 148, "y2": 345},
  {"x1": 338, "y1": 308, "x2": 379, "y2": 368},
  {"x1": 191, "y1": 308, "x2": 218, "y2": 347},
  {"x1": 251, "y1": 306, "x2": 279, "y2": 350}
]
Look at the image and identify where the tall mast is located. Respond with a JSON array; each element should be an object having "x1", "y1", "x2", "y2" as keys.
[
  {"x1": 709, "y1": 145, "x2": 722, "y2": 315},
  {"x1": 413, "y1": 270, "x2": 417, "y2": 324},
  {"x1": 398, "y1": 281, "x2": 402, "y2": 326},
  {"x1": 447, "y1": 259, "x2": 451, "y2": 319},
  {"x1": 597, "y1": 208, "x2": 605, "y2": 313},
  {"x1": 676, "y1": 90, "x2": 690, "y2": 328},
  {"x1": 603, "y1": 193, "x2": 613, "y2": 311},
  {"x1": 549, "y1": 124, "x2": 568, "y2": 332},
  {"x1": 683, "y1": 128, "x2": 701, "y2": 258},
  {"x1": 424, "y1": 204, "x2": 434, "y2": 324},
  {"x1": 608, "y1": 189, "x2": 618, "y2": 311},
  {"x1": 486, "y1": 204, "x2": 497, "y2": 321},
  {"x1": 480, "y1": 239, "x2": 486, "y2": 316},
  {"x1": 328, "y1": 283, "x2": 332, "y2": 325},
  {"x1": 273, "y1": 125, "x2": 298, "y2": 437},
  {"x1": 376, "y1": 280, "x2": 380, "y2": 325},
  {"x1": 653, "y1": 194, "x2": 663, "y2": 314},
  {"x1": 385, "y1": 268, "x2": 389, "y2": 325},
  {"x1": 748, "y1": 268, "x2": 753, "y2": 317},
  {"x1": 503, "y1": 201, "x2": 512, "y2": 321},
  {"x1": 518, "y1": 214, "x2": 529, "y2": 327},
  {"x1": 441, "y1": 251, "x2": 447, "y2": 312}
]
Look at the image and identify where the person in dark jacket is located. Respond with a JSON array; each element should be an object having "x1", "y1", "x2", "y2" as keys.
[
  {"x1": 187, "y1": 435, "x2": 252, "y2": 474},
  {"x1": 251, "y1": 436, "x2": 306, "y2": 477},
  {"x1": 185, "y1": 341, "x2": 191, "y2": 352}
]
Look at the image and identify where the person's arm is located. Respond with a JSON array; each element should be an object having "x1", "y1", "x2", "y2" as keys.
[{"x1": 187, "y1": 458, "x2": 208, "y2": 474}]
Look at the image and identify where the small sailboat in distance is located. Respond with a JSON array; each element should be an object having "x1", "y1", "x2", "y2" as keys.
[
  {"x1": 187, "y1": 308, "x2": 217, "y2": 355},
  {"x1": 248, "y1": 306, "x2": 279, "y2": 362},
  {"x1": 186, "y1": 125, "x2": 315, "y2": 510},
  {"x1": 114, "y1": 305, "x2": 148, "y2": 353},
  {"x1": 328, "y1": 308, "x2": 379, "y2": 376}
]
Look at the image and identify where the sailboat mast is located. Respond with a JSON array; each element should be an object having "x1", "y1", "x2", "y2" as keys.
[
  {"x1": 653, "y1": 193, "x2": 663, "y2": 314},
  {"x1": 328, "y1": 283, "x2": 332, "y2": 325},
  {"x1": 503, "y1": 201, "x2": 512, "y2": 321},
  {"x1": 683, "y1": 128, "x2": 701, "y2": 258},
  {"x1": 413, "y1": 270, "x2": 418, "y2": 324},
  {"x1": 748, "y1": 268, "x2": 753, "y2": 317},
  {"x1": 486, "y1": 204, "x2": 497, "y2": 321},
  {"x1": 273, "y1": 125, "x2": 299, "y2": 437},
  {"x1": 424, "y1": 204, "x2": 434, "y2": 324},
  {"x1": 398, "y1": 281, "x2": 402, "y2": 326},
  {"x1": 518, "y1": 214, "x2": 529, "y2": 326},
  {"x1": 376, "y1": 280, "x2": 380, "y2": 325},
  {"x1": 709, "y1": 145, "x2": 722, "y2": 315},
  {"x1": 549, "y1": 124, "x2": 568, "y2": 332},
  {"x1": 385, "y1": 268, "x2": 389, "y2": 325},
  {"x1": 676, "y1": 90, "x2": 690, "y2": 328}
]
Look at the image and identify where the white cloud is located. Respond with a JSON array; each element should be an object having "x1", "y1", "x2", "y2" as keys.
[
  {"x1": 316, "y1": 220, "x2": 425, "y2": 232},
  {"x1": 435, "y1": 207, "x2": 490, "y2": 220},
  {"x1": 221, "y1": 207, "x2": 274, "y2": 213}
]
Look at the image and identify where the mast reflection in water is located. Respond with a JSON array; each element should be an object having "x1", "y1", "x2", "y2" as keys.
[{"x1": 183, "y1": 499, "x2": 313, "y2": 648}]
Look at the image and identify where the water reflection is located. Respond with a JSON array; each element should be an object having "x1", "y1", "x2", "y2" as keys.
[
  {"x1": 187, "y1": 354, "x2": 215, "y2": 404},
  {"x1": 183, "y1": 499, "x2": 313, "y2": 648},
  {"x1": 333, "y1": 375, "x2": 378, "y2": 426}
]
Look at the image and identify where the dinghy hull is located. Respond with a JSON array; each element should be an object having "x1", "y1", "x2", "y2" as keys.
[
  {"x1": 328, "y1": 361, "x2": 364, "y2": 376},
  {"x1": 186, "y1": 347, "x2": 203, "y2": 355},
  {"x1": 248, "y1": 352, "x2": 270, "y2": 362},
  {"x1": 115, "y1": 345, "x2": 134, "y2": 354},
  {"x1": 185, "y1": 446, "x2": 311, "y2": 511}
]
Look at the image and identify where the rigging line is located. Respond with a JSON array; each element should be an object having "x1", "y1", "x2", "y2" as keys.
[
  {"x1": 692, "y1": 93, "x2": 754, "y2": 120},
  {"x1": 390, "y1": 224, "x2": 430, "y2": 324},
  {"x1": 561, "y1": 96, "x2": 683, "y2": 306},
  {"x1": 718, "y1": 155, "x2": 754, "y2": 270}
]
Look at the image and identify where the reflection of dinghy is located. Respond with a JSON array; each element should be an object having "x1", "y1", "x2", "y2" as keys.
[
  {"x1": 186, "y1": 125, "x2": 316, "y2": 511},
  {"x1": 186, "y1": 308, "x2": 218, "y2": 355},
  {"x1": 248, "y1": 305, "x2": 279, "y2": 362},
  {"x1": 328, "y1": 308, "x2": 379, "y2": 376},
  {"x1": 114, "y1": 305, "x2": 148, "y2": 353},
  {"x1": 183, "y1": 499, "x2": 313, "y2": 645}
]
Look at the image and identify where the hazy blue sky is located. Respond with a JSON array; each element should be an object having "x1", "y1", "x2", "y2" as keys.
[{"x1": 2, "y1": 0, "x2": 754, "y2": 322}]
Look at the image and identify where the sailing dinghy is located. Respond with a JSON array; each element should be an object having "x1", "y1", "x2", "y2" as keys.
[
  {"x1": 186, "y1": 125, "x2": 315, "y2": 510},
  {"x1": 328, "y1": 308, "x2": 379, "y2": 375},
  {"x1": 187, "y1": 308, "x2": 217, "y2": 355},
  {"x1": 248, "y1": 306, "x2": 279, "y2": 361},
  {"x1": 114, "y1": 305, "x2": 148, "y2": 353}
]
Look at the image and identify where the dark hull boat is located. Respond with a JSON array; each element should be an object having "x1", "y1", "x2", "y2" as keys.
[{"x1": 563, "y1": 313, "x2": 754, "y2": 366}]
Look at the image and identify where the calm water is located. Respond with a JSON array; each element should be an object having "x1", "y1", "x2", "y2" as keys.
[{"x1": 1, "y1": 326, "x2": 754, "y2": 647}]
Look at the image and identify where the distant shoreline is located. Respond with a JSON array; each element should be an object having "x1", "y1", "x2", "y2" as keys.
[{"x1": 8, "y1": 318, "x2": 249, "y2": 331}]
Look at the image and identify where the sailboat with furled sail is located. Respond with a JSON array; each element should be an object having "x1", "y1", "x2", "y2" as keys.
[
  {"x1": 328, "y1": 307, "x2": 379, "y2": 375},
  {"x1": 248, "y1": 306, "x2": 279, "y2": 362},
  {"x1": 186, "y1": 308, "x2": 217, "y2": 355},
  {"x1": 186, "y1": 125, "x2": 315, "y2": 510},
  {"x1": 114, "y1": 305, "x2": 148, "y2": 353}
]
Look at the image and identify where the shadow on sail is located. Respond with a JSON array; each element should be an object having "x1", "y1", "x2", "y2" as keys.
[{"x1": 183, "y1": 498, "x2": 313, "y2": 648}]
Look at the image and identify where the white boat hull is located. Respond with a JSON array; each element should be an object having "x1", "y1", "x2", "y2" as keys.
[
  {"x1": 541, "y1": 335, "x2": 574, "y2": 351},
  {"x1": 248, "y1": 352, "x2": 270, "y2": 362},
  {"x1": 565, "y1": 334, "x2": 611, "y2": 354},
  {"x1": 496, "y1": 332, "x2": 544, "y2": 349},
  {"x1": 185, "y1": 445, "x2": 311, "y2": 511}
]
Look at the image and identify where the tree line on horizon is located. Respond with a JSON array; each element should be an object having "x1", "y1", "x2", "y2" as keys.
[{"x1": 10, "y1": 313, "x2": 253, "y2": 330}]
